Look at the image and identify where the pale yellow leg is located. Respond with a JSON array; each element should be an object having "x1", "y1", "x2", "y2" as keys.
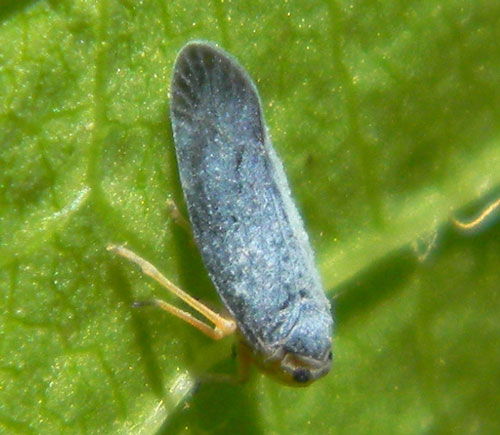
[
  {"x1": 166, "y1": 199, "x2": 192, "y2": 236},
  {"x1": 197, "y1": 341, "x2": 253, "y2": 384},
  {"x1": 453, "y1": 196, "x2": 500, "y2": 231},
  {"x1": 107, "y1": 244, "x2": 236, "y2": 340}
]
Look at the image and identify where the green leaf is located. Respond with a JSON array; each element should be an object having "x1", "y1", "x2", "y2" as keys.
[{"x1": 1, "y1": 1, "x2": 499, "y2": 433}]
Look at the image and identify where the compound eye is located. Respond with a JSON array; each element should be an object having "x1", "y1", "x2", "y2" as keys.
[{"x1": 293, "y1": 368, "x2": 311, "y2": 383}]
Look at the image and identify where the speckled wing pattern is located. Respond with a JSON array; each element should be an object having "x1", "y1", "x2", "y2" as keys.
[{"x1": 170, "y1": 42, "x2": 332, "y2": 359}]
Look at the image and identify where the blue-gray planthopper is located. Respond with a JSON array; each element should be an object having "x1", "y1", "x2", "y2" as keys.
[{"x1": 109, "y1": 41, "x2": 333, "y2": 386}]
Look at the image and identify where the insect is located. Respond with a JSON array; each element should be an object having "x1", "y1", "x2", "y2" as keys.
[{"x1": 109, "y1": 41, "x2": 333, "y2": 386}]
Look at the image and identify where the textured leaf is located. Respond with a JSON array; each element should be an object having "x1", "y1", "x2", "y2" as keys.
[{"x1": 1, "y1": 1, "x2": 499, "y2": 433}]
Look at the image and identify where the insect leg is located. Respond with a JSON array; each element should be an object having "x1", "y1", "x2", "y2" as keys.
[
  {"x1": 108, "y1": 244, "x2": 236, "y2": 339},
  {"x1": 452, "y1": 196, "x2": 500, "y2": 231},
  {"x1": 236, "y1": 340, "x2": 252, "y2": 383},
  {"x1": 166, "y1": 199, "x2": 192, "y2": 236},
  {"x1": 196, "y1": 341, "x2": 253, "y2": 385}
]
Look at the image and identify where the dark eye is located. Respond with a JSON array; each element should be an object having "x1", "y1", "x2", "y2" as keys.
[
  {"x1": 328, "y1": 351, "x2": 333, "y2": 361},
  {"x1": 293, "y1": 368, "x2": 311, "y2": 383}
]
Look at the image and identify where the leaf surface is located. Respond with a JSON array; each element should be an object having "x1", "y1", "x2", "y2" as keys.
[{"x1": 1, "y1": 1, "x2": 499, "y2": 433}]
